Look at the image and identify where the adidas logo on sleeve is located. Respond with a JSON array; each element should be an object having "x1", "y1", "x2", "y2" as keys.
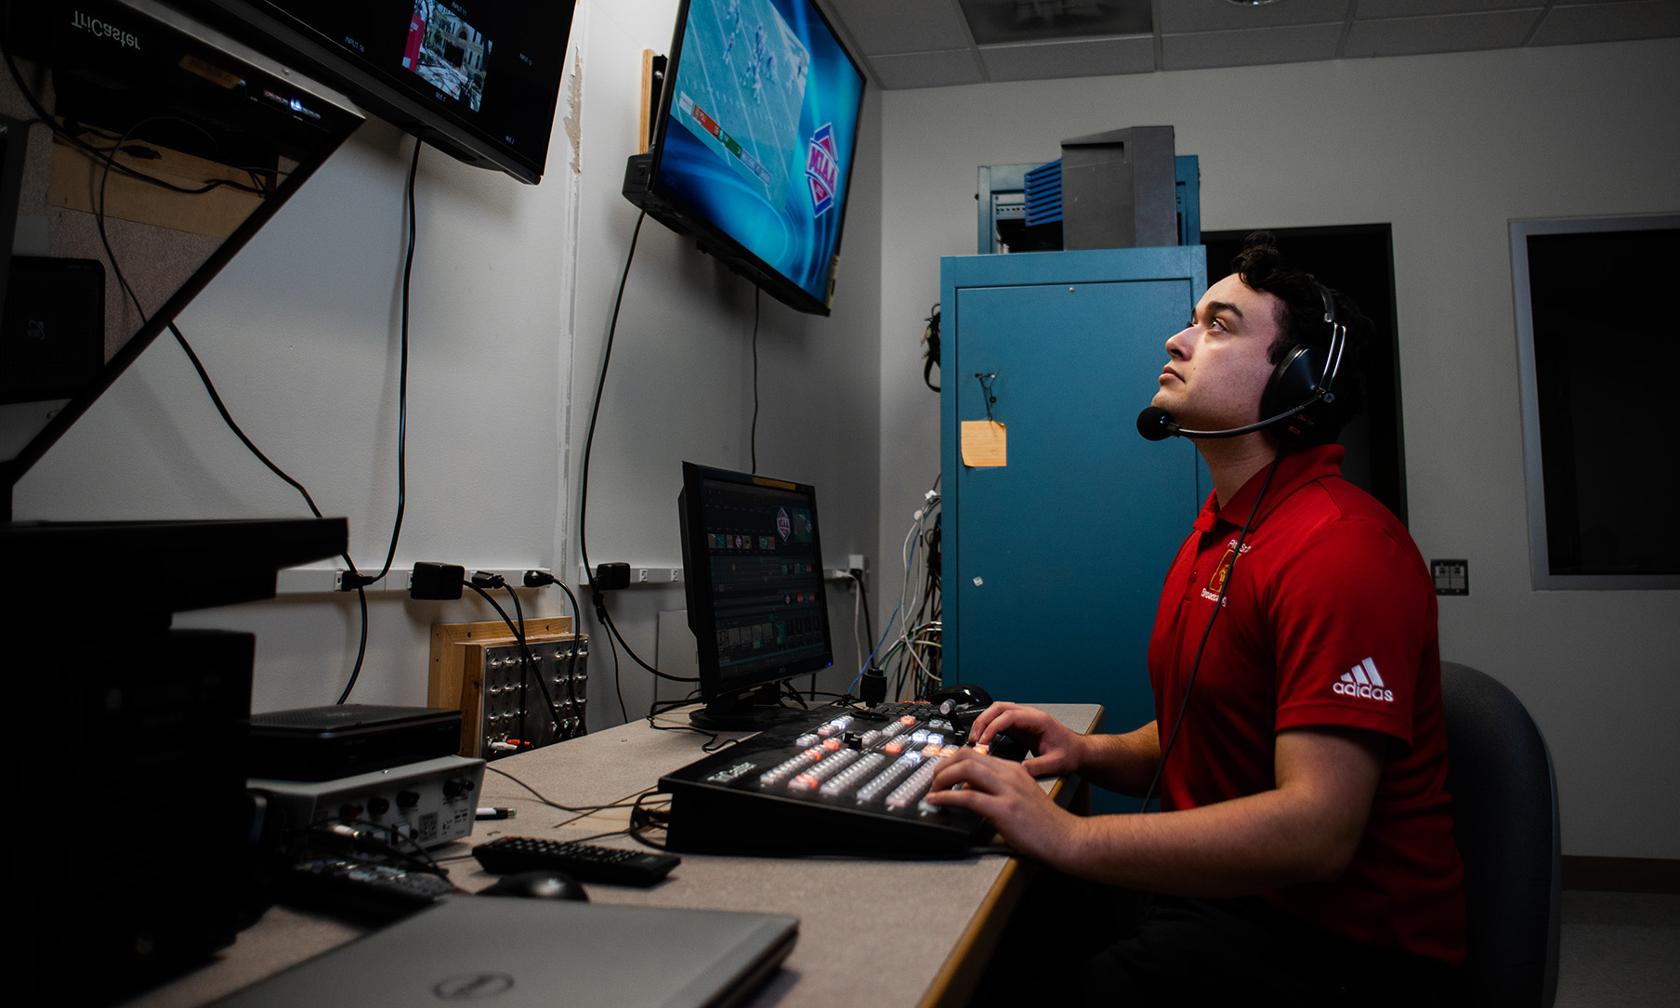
[{"x1": 1332, "y1": 657, "x2": 1395, "y2": 702}]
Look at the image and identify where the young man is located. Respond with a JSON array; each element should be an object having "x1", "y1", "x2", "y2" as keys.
[{"x1": 926, "y1": 234, "x2": 1465, "y2": 1003}]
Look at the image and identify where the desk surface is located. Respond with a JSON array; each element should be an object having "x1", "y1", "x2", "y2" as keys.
[{"x1": 128, "y1": 702, "x2": 1101, "y2": 1008}]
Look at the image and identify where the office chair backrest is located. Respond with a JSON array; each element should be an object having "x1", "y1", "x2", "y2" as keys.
[{"x1": 1440, "y1": 661, "x2": 1562, "y2": 1008}]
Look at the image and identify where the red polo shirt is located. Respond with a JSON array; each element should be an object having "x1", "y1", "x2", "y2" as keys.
[{"x1": 1147, "y1": 445, "x2": 1465, "y2": 964}]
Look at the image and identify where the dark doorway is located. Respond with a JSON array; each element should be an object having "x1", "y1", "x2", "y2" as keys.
[{"x1": 1203, "y1": 225, "x2": 1407, "y2": 525}]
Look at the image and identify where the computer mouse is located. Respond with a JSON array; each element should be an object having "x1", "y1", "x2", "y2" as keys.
[
  {"x1": 928, "y1": 682, "x2": 993, "y2": 711},
  {"x1": 479, "y1": 870, "x2": 589, "y2": 902}
]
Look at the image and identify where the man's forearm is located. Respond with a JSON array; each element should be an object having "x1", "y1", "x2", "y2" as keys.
[
  {"x1": 1051, "y1": 788, "x2": 1348, "y2": 896},
  {"x1": 1050, "y1": 728, "x2": 1383, "y2": 897},
  {"x1": 1078, "y1": 721, "x2": 1161, "y2": 795}
]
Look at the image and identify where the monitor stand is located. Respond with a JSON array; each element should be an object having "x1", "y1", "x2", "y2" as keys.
[{"x1": 688, "y1": 682, "x2": 815, "y2": 733}]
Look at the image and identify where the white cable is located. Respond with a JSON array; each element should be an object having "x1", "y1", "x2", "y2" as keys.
[{"x1": 848, "y1": 571, "x2": 866, "y2": 670}]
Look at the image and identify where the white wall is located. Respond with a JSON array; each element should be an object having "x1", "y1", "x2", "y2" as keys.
[
  {"x1": 573, "y1": 1, "x2": 884, "y2": 719},
  {"x1": 13, "y1": 0, "x2": 883, "y2": 726},
  {"x1": 875, "y1": 40, "x2": 1680, "y2": 859}
]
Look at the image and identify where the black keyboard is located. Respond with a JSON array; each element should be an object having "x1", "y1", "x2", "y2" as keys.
[
  {"x1": 659, "y1": 705, "x2": 1002, "y2": 856},
  {"x1": 472, "y1": 836, "x2": 681, "y2": 886}
]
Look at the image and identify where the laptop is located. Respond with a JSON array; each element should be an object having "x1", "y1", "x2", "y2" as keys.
[{"x1": 212, "y1": 897, "x2": 798, "y2": 1008}]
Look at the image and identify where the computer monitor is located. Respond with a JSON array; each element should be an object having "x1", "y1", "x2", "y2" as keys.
[
  {"x1": 181, "y1": 0, "x2": 577, "y2": 184},
  {"x1": 678, "y1": 462, "x2": 834, "y2": 730},
  {"x1": 624, "y1": 0, "x2": 866, "y2": 315}
]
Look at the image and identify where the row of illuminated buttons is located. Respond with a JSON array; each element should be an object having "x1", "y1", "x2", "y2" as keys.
[{"x1": 762, "y1": 742, "x2": 960, "y2": 808}]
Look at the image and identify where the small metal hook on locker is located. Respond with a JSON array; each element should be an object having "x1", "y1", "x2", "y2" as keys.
[{"x1": 973, "y1": 371, "x2": 999, "y2": 422}]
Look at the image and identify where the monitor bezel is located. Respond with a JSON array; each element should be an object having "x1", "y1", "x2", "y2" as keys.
[{"x1": 643, "y1": 0, "x2": 866, "y2": 316}]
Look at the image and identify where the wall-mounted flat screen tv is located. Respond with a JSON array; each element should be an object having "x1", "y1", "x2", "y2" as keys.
[
  {"x1": 625, "y1": 0, "x2": 866, "y2": 315},
  {"x1": 184, "y1": 1, "x2": 576, "y2": 184}
]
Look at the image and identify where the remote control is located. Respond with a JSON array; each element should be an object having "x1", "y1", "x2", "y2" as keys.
[
  {"x1": 283, "y1": 855, "x2": 455, "y2": 922},
  {"x1": 472, "y1": 836, "x2": 681, "y2": 886}
]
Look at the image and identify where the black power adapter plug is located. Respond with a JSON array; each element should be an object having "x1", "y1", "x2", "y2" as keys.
[
  {"x1": 591, "y1": 562, "x2": 631, "y2": 591},
  {"x1": 469, "y1": 570, "x2": 506, "y2": 590},
  {"x1": 410, "y1": 562, "x2": 465, "y2": 600}
]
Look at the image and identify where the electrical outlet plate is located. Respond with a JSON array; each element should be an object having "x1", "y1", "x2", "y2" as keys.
[{"x1": 1430, "y1": 559, "x2": 1469, "y2": 596}]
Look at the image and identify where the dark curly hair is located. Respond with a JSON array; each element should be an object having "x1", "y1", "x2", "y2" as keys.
[{"x1": 1230, "y1": 231, "x2": 1369, "y2": 446}]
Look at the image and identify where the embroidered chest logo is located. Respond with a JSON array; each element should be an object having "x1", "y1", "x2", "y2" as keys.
[
  {"x1": 1333, "y1": 657, "x2": 1395, "y2": 703},
  {"x1": 1199, "y1": 539, "x2": 1252, "y2": 603}
]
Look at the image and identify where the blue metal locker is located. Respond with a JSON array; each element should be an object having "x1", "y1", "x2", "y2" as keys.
[{"x1": 940, "y1": 247, "x2": 1207, "y2": 741}]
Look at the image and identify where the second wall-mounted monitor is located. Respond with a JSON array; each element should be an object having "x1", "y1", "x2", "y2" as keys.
[
  {"x1": 625, "y1": 0, "x2": 866, "y2": 316},
  {"x1": 182, "y1": 1, "x2": 577, "y2": 184}
]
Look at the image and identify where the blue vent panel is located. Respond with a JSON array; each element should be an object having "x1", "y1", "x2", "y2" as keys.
[{"x1": 1023, "y1": 159, "x2": 1062, "y2": 227}]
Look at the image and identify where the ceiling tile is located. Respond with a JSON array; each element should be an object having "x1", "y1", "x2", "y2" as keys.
[
  {"x1": 1530, "y1": 1, "x2": 1680, "y2": 46},
  {"x1": 1358, "y1": 0, "x2": 1538, "y2": 16},
  {"x1": 1161, "y1": 23, "x2": 1343, "y2": 71},
  {"x1": 823, "y1": 0, "x2": 973, "y2": 55},
  {"x1": 1344, "y1": 10, "x2": 1542, "y2": 58},
  {"x1": 869, "y1": 48, "x2": 986, "y2": 89},
  {"x1": 957, "y1": 0, "x2": 1152, "y2": 45},
  {"x1": 979, "y1": 36, "x2": 1156, "y2": 81},
  {"x1": 1158, "y1": 0, "x2": 1350, "y2": 34}
]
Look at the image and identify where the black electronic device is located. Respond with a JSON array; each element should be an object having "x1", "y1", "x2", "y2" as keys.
[
  {"x1": 677, "y1": 462, "x2": 835, "y2": 731},
  {"x1": 282, "y1": 856, "x2": 456, "y2": 924},
  {"x1": 248, "y1": 704, "x2": 463, "y2": 781},
  {"x1": 927, "y1": 682, "x2": 993, "y2": 712},
  {"x1": 473, "y1": 836, "x2": 681, "y2": 888},
  {"x1": 479, "y1": 870, "x2": 590, "y2": 903},
  {"x1": 179, "y1": 0, "x2": 576, "y2": 185},
  {"x1": 659, "y1": 704, "x2": 995, "y2": 856},
  {"x1": 1137, "y1": 283, "x2": 1349, "y2": 444},
  {"x1": 623, "y1": 0, "x2": 866, "y2": 315},
  {"x1": 0, "y1": 257, "x2": 105, "y2": 404},
  {"x1": 5, "y1": 629, "x2": 255, "y2": 1004}
]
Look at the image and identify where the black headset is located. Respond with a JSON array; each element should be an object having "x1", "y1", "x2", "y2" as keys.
[{"x1": 1137, "y1": 283, "x2": 1349, "y2": 443}]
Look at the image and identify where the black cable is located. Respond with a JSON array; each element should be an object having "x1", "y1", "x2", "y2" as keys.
[
  {"x1": 853, "y1": 572, "x2": 876, "y2": 663},
  {"x1": 500, "y1": 581, "x2": 535, "y2": 738},
  {"x1": 627, "y1": 790, "x2": 677, "y2": 851},
  {"x1": 334, "y1": 585, "x2": 369, "y2": 705},
  {"x1": 519, "y1": 571, "x2": 590, "y2": 731},
  {"x1": 498, "y1": 579, "x2": 582, "y2": 741},
  {"x1": 573, "y1": 210, "x2": 694, "y2": 685},
  {"x1": 350, "y1": 138, "x2": 421, "y2": 586},
  {"x1": 750, "y1": 285, "x2": 760, "y2": 474},
  {"x1": 80, "y1": 112, "x2": 382, "y2": 701},
  {"x1": 576, "y1": 210, "x2": 644, "y2": 613},
  {"x1": 597, "y1": 602, "x2": 696, "y2": 682},
  {"x1": 306, "y1": 818, "x2": 448, "y2": 880},
  {"x1": 605, "y1": 608, "x2": 629, "y2": 723},
  {"x1": 779, "y1": 680, "x2": 811, "y2": 710},
  {"x1": 922, "y1": 302, "x2": 941, "y2": 393},
  {"x1": 645, "y1": 693, "x2": 738, "y2": 750},
  {"x1": 1139, "y1": 457, "x2": 1283, "y2": 812},
  {"x1": 464, "y1": 579, "x2": 567, "y2": 745},
  {"x1": 548, "y1": 578, "x2": 585, "y2": 724},
  {"x1": 482, "y1": 764, "x2": 651, "y2": 817}
]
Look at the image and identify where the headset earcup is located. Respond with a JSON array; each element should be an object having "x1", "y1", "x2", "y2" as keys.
[{"x1": 1259, "y1": 343, "x2": 1325, "y2": 435}]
